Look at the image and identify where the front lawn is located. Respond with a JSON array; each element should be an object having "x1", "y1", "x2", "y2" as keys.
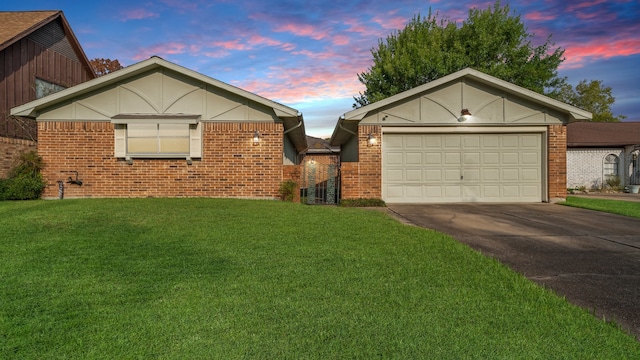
[
  {"x1": 564, "y1": 196, "x2": 640, "y2": 218},
  {"x1": 1, "y1": 198, "x2": 638, "y2": 358}
]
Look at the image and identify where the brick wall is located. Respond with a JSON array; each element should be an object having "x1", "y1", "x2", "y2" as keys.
[
  {"x1": 340, "y1": 125, "x2": 382, "y2": 200},
  {"x1": 548, "y1": 124, "x2": 567, "y2": 201},
  {"x1": 0, "y1": 136, "x2": 38, "y2": 178},
  {"x1": 282, "y1": 164, "x2": 302, "y2": 202},
  {"x1": 38, "y1": 121, "x2": 287, "y2": 199},
  {"x1": 567, "y1": 148, "x2": 624, "y2": 189}
]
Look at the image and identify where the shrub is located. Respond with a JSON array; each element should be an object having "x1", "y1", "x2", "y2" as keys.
[
  {"x1": 0, "y1": 151, "x2": 46, "y2": 201},
  {"x1": 278, "y1": 180, "x2": 298, "y2": 202},
  {"x1": 605, "y1": 176, "x2": 622, "y2": 191},
  {"x1": 339, "y1": 198, "x2": 386, "y2": 207}
]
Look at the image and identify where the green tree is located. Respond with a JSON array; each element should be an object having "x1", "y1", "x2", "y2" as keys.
[
  {"x1": 552, "y1": 80, "x2": 626, "y2": 122},
  {"x1": 355, "y1": 1, "x2": 565, "y2": 107}
]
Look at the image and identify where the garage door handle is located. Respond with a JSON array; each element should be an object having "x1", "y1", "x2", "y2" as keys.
[{"x1": 461, "y1": 175, "x2": 464, "y2": 180}]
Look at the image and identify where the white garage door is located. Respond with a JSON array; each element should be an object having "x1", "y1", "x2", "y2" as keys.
[{"x1": 383, "y1": 133, "x2": 542, "y2": 203}]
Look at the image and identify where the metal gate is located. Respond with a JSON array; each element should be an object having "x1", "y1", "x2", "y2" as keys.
[{"x1": 301, "y1": 155, "x2": 340, "y2": 205}]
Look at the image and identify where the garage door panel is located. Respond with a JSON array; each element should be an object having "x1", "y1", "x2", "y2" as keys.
[
  {"x1": 406, "y1": 152, "x2": 422, "y2": 164},
  {"x1": 406, "y1": 169, "x2": 423, "y2": 182},
  {"x1": 383, "y1": 133, "x2": 542, "y2": 203},
  {"x1": 386, "y1": 152, "x2": 404, "y2": 165}
]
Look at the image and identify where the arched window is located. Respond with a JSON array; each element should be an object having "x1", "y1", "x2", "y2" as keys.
[{"x1": 603, "y1": 154, "x2": 619, "y2": 177}]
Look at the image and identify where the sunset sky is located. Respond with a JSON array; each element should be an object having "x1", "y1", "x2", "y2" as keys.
[{"x1": 5, "y1": 0, "x2": 639, "y2": 137}]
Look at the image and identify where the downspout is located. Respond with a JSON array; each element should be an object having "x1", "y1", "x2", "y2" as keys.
[
  {"x1": 337, "y1": 117, "x2": 358, "y2": 137},
  {"x1": 283, "y1": 112, "x2": 303, "y2": 134}
]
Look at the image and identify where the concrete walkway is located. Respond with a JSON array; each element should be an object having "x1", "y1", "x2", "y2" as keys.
[{"x1": 387, "y1": 202, "x2": 640, "y2": 339}]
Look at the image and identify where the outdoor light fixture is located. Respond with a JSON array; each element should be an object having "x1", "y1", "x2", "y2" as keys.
[
  {"x1": 367, "y1": 133, "x2": 377, "y2": 146},
  {"x1": 253, "y1": 130, "x2": 260, "y2": 145},
  {"x1": 458, "y1": 108, "x2": 472, "y2": 122}
]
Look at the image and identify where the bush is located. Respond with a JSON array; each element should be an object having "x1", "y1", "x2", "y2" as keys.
[
  {"x1": 0, "y1": 151, "x2": 46, "y2": 201},
  {"x1": 605, "y1": 176, "x2": 622, "y2": 191},
  {"x1": 339, "y1": 198, "x2": 386, "y2": 207},
  {"x1": 278, "y1": 180, "x2": 298, "y2": 202}
]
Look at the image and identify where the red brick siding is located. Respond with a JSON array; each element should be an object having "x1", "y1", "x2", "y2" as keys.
[
  {"x1": 0, "y1": 136, "x2": 38, "y2": 178},
  {"x1": 548, "y1": 124, "x2": 567, "y2": 201},
  {"x1": 340, "y1": 125, "x2": 382, "y2": 200},
  {"x1": 282, "y1": 164, "x2": 302, "y2": 202},
  {"x1": 38, "y1": 121, "x2": 287, "y2": 199}
]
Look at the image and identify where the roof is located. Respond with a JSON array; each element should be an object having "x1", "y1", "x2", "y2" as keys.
[
  {"x1": 0, "y1": 10, "x2": 95, "y2": 77},
  {"x1": 305, "y1": 136, "x2": 339, "y2": 154},
  {"x1": 567, "y1": 121, "x2": 640, "y2": 147},
  {"x1": 11, "y1": 56, "x2": 307, "y2": 151},
  {"x1": 331, "y1": 67, "x2": 593, "y2": 146},
  {"x1": 0, "y1": 11, "x2": 59, "y2": 50}
]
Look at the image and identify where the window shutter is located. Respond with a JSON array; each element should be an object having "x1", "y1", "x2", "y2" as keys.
[
  {"x1": 189, "y1": 123, "x2": 202, "y2": 158},
  {"x1": 114, "y1": 124, "x2": 126, "y2": 157}
]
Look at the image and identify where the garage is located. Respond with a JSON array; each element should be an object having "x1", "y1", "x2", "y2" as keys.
[
  {"x1": 330, "y1": 68, "x2": 592, "y2": 203},
  {"x1": 383, "y1": 132, "x2": 543, "y2": 203}
]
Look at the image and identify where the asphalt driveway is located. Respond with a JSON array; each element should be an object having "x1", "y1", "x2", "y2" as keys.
[{"x1": 387, "y1": 203, "x2": 640, "y2": 339}]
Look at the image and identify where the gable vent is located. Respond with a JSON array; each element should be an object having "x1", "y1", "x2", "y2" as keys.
[{"x1": 27, "y1": 19, "x2": 79, "y2": 62}]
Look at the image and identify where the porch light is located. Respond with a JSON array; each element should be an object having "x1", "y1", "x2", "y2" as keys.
[
  {"x1": 367, "y1": 133, "x2": 377, "y2": 146},
  {"x1": 253, "y1": 130, "x2": 260, "y2": 145},
  {"x1": 458, "y1": 108, "x2": 472, "y2": 122}
]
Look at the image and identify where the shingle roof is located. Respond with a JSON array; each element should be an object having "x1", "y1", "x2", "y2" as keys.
[
  {"x1": 0, "y1": 11, "x2": 60, "y2": 51},
  {"x1": 567, "y1": 122, "x2": 640, "y2": 147}
]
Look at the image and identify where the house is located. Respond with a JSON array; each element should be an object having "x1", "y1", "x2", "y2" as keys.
[
  {"x1": 0, "y1": 10, "x2": 95, "y2": 177},
  {"x1": 300, "y1": 136, "x2": 340, "y2": 204},
  {"x1": 11, "y1": 56, "x2": 307, "y2": 199},
  {"x1": 330, "y1": 68, "x2": 592, "y2": 203},
  {"x1": 567, "y1": 122, "x2": 640, "y2": 191}
]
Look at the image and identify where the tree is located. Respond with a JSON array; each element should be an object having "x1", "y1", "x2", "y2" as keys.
[
  {"x1": 552, "y1": 80, "x2": 626, "y2": 122},
  {"x1": 89, "y1": 58, "x2": 124, "y2": 77},
  {"x1": 354, "y1": 1, "x2": 565, "y2": 107}
]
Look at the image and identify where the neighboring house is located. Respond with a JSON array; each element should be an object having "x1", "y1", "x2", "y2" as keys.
[
  {"x1": 0, "y1": 10, "x2": 95, "y2": 176},
  {"x1": 567, "y1": 122, "x2": 640, "y2": 190},
  {"x1": 11, "y1": 56, "x2": 307, "y2": 199},
  {"x1": 330, "y1": 68, "x2": 592, "y2": 203},
  {"x1": 300, "y1": 136, "x2": 340, "y2": 204}
]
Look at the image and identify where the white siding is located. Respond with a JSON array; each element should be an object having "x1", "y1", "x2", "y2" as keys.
[{"x1": 567, "y1": 148, "x2": 624, "y2": 189}]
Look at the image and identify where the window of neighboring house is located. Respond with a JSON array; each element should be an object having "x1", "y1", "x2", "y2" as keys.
[
  {"x1": 604, "y1": 154, "x2": 619, "y2": 177},
  {"x1": 112, "y1": 119, "x2": 202, "y2": 159},
  {"x1": 35, "y1": 78, "x2": 66, "y2": 99}
]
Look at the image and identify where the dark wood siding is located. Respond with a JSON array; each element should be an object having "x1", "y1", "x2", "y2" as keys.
[{"x1": 0, "y1": 37, "x2": 93, "y2": 139}]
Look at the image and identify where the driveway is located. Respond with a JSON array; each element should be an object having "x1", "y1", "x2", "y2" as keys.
[{"x1": 387, "y1": 203, "x2": 640, "y2": 339}]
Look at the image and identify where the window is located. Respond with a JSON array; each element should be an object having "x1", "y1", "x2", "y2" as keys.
[
  {"x1": 127, "y1": 123, "x2": 190, "y2": 155},
  {"x1": 35, "y1": 78, "x2": 66, "y2": 99},
  {"x1": 604, "y1": 154, "x2": 619, "y2": 177},
  {"x1": 113, "y1": 118, "x2": 202, "y2": 159}
]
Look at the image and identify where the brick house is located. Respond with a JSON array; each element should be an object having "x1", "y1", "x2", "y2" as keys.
[
  {"x1": 0, "y1": 11, "x2": 95, "y2": 177},
  {"x1": 330, "y1": 68, "x2": 592, "y2": 203},
  {"x1": 11, "y1": 56, "x2": 307, "y2": 199},
  {"x1": 567, "y1": 122, "x2": 640, "y2": 191}
]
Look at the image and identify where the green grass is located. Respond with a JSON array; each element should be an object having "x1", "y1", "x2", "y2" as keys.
[
  {"x1": 564, "y1": 196, "x2": 640, "y2": 218},
  {"x1": 1, "y1": 198, "x2": 639, "y2": 359}
]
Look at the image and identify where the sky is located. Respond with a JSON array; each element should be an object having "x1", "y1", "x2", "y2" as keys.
[{"x1": 4, "y1": 0, "x2": 640, "y2": 137}]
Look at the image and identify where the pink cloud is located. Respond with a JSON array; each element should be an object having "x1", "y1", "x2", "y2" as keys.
[
  {"x1": 567, "y1": 0, "x2": 608, "y2": 11},
  {"x1": 332, "y1": 35, "x2": 350, "y2": 46},
  {"x1": 371, "y1": 14, "x2": 408, "y2": 30},
  {"x1": 274, "y1": 23, "x2": 329, "y2": 40},
  {"x1": 212, "y1": 40, "x2": 249, "y2": 51},
  {"x1": 132, "y1": 42, "x2": 188, "y2": 60},
  {"x1": 119, "y1": 8, "x2": 160, "y2": 21},
  {"x1": 562, "y1": 38, "x2": 640, "y2": 68},
  {"x1": 247, "y1": 35, "x2": 296, "y2": 51},
  {"x1": 525, "y1": 11, "x2": 557, "y2": 21}
]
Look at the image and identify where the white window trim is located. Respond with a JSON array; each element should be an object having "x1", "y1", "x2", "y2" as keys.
[{"x1": 112, "y1": 118, "x2": 202, "y2": 160}]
